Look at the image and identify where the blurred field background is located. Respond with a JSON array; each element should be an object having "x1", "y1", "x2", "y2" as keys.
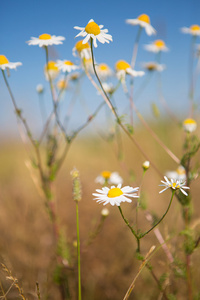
[{"x1": 0, "y1": 119, "x2": 200, "y2": 300}]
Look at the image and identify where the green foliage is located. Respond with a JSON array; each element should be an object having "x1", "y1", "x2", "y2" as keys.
[
  {"x1": 126, "y1": 123, "x2": 134, "y2": 135},
  {"x1": 180, "y1": 228, "x2": 196, "y2": 255},
  {"x1": 168, "y1": 294, "x2": 178, "y2": 300},
  {"x1": 151, "y1": 102, "x2": 160, "y2": 118}
]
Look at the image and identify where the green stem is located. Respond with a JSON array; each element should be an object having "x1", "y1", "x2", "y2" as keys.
[
  {"x1": 76, "y1": 201, "x2": 82, "y2": 300},
  {"x1": 118, "y1": 206, "x2": 140, "y2": 252},
  {"x1": 140, "y1": 190, "x2": 175, "y2": 239}
]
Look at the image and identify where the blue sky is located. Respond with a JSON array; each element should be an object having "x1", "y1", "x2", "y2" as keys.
[{"x1": 1, "y1": 0, "x2": 200, "y2": 137}]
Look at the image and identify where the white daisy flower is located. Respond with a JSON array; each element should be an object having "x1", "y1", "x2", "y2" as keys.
[
  {"x1": 165, "y1": 166, "x2": 187, "y2": 182},
  {"x1": 27, "y1": 33, "x2": 65, "y2": 47},
  {"x1": 126, "y1": 14, "x2": 156, "y2": 36},
  {"x1": 56, "y1": 60, "x2": 79, "y2": 73},
  {"x1": 72, "y1": 40, "x2": 91, "y2": 60},
  {"x1": 44, "y1": 61, "x2": 59, "y2": 81},
  {"x1": 159, "y1": 176, "x2": 189, "y2": 196},
  {"x1": 142, "y1": 62, "x2": 165, "y2": 72},
  {"x1": 74, "y1": 19, "x2": 113, "y2": 48},
  {"x1": 0, "y1": 55, "x2": 22, "y2": 70},
  {"x1": 93, "y1": 184, "x2": 139, "y2": 206},
  {"x1": 95, "y1": 171, "x2": 123, "y2": 185},
  {"x1": 183, "y1": 118, "x2": 197, "y2": 133},
  {"x1": 96, "y1": 63, "x2": 113, "y2": 81},
  {"x1": 144, "y1": 40, "x2": 169, "y2": 53},
  {"x1": 115, "y1": 60, "x2": 145, "y2": 81},
  {"x1": 181, "y1": 25, "x2": 200, "y2": 36}
]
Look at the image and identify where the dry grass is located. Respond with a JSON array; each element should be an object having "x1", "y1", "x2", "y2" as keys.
[{"x1": 0, "y1": 121, "x2": 200, "y2": 299}]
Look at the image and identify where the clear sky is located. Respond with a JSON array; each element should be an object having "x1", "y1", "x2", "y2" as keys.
[{"x1": 1, "y1": 0, "x2": 200, "y2": 137}]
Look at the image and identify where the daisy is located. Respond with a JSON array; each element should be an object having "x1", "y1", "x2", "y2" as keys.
[
  {"x1": 159, "y1": 176, "x2": 189, "y2": 196},
  {"x1": 27, "y1": 33, "x2": 65, "y2": 47},
  {"x1": 165, "y1": 165, "x2": 186, "y2": 182},
  {"x1": 142, "y1": 62, "x2": 165, "y2": 72},
  {"x1": 74, "y1": 19, "x2": 113, "y2": 48},
  {"x1": 115, "y1": 60, "x2": 145, "y2": 81},
  {"x1": 93, "y1": 184, "x2": 139, "y2": 206},
  {"x1": 95, "y1": 171, "x2": 123, "y2": 185},
  {"x1": 144, "y1": 40, "x2": 169, "y2": 53},
  {"x1": 96, "y1": 63, "x2": 113, "y2": 81},
  {"x1": 181, "y1": 25, "x2": 200, "y2": 36},
  {"x1": 126, "y1": 14, "x2": 156, "y2": 36},
  {"x1": 72, "y1": 40, "x2": 91, "y2": 59},
  {"x1": 183, "y1": 118, "x2": 197, "y2": 133},
  {"x1": 56, "y1": 60, "x2": 79, "y2": 73},
  {"x1": 44, "y1": 61, "x2": 59, "y2": 80},
  {"x1": 0, "y1": 55, "x2": 22, "y2": 70}
]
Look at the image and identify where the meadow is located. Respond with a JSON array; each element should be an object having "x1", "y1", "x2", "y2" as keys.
[{"x1": 1, "y1": 15, "x2": 200, "y2": 300}]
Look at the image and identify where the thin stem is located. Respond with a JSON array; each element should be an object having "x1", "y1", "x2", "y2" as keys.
[
  {"x1": 140, "y1": 190, "x2": 175, "y2": 239},
  {"x1": 89, "y1": 39, "x2": 163, "y2": 177},
  {"x1": 118, "y1": 206, "x2": 140, "y2": 252},
  {"x1": 131, "y1": 26, "x2": 142, "y2": 69},
  {"x1": 76, "y1": 201, "x2": 82, "y2": 300}
]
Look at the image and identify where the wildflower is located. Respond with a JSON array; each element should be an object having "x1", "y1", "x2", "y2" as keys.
[
  {"x1": 159, "y1": 176, "x2": 189, "y2": 196},
  {"x1": 115, "y1": 60, "x2": 145, "y2": 81},
  {"x1": 0, "y1": 55, "x2": 22, "y2": 70},
  {"x1": 95, "y1": 171, "x2": 123, "y2": 185},
  {"x1": 68, "y1": 72, "x2": 80, "y2": 81},
  {"x1": 82, "y1": 57, "x2": 93, "y2": 72},
  {"x1": 96, "y1": 63, "x2": 113, "y2": 81},
  {"x1": 56, "y1": 60, "x2": 79, "y2": 73},
  {"x1": 27, "y1": 33, "x2": 65, "y2": 47},
  {"x1": 93, "y1": 184, "x2": 139, "y2": 206},
  {"x1": 181, "y1": 25, "x2": 200, "y2": 36},
  {"x1": 101, "y1": 208, "x2": 110, "y2": 217},
  {"x1": 165, "y1": 165, "x2": 186, "y2": 182},
  {"x1": 74, "y1": 19, "x2": 113, "y2": 48},
  {"x1": 44, "y1": 61, "x2": 59, "y2": 80},
  {"x1": 126, "y1": 14, "x2": 156, "y2": 36},
  {"x1": 72, "y1": 40, "x2": 91, "y2": 59},
  {"x1": 142, "y1": 161, "x2": 150, "y2": 171},
  {"x1": 183, "y1": 118, "x2": 197, "y2": 133},
  {"x1": 102, "y1": 82, "x2": 115, "y2": 95},
  {"x1": 144, "y1": 40, "x2": 169, "y2": 53},
  {"x1": 36, "y1": 84, "x2": 44, "y2": 94},
  {"x1": 142, "y1": 62, "x2": 165, "y2": 72},
  {"x1": 57, "y1": 79, "x2": 68, "y2": 90}
]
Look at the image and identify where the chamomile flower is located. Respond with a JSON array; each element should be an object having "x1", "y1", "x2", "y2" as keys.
[
  {"x1": 183, "y1": 118, "x2": 197, "y2": 133},
  {"x1": 144, "y1": 40, "x2": 169, "y2": 53},
  {"x1": 0, "y1": 55, "x2": 22, "y2": 70},
  {"x1": 126, "y1": 14, "x2": 156, "y2": 36},
  {"x1": 93, "y1": 184, "x2": 139, "y2": 206},
  {"x1": 72, "y1": 40, "x2": 91, "y2": 59},
  {"x1": 27, "y1": 33, "x2": 65, "y2": 47},
  {"x1": 159, "y1": 176, "x2": 189, "y2": 196},
  {"x1": 95, "y1": 171, "x2": 123, "y2": 185},
  {"x1": 115, "y1": 60, "x2": 145, "y2": 81},
  {"x1": 57, "y1": 79, "x2": 68, "y2": 90},
  {"x1": 44, "y1": 61, "x2": 59, "y2": 81},
  {"x1": 142, "y1": 62, "x2": 165, "y2": 72},
  {"x1": 56, "y1": 60, "x2": 79, "y2": 73},
  {"x1": 165, "y1": 165, "x2": 186, "y2": 182},
  {"x1": 74, "y1": 19, "x2": 113, "y2": 48},
  {"x1": 96, "y1": 63, "x2": 113, "y2": 81},
  {"x1": 181, "y1": 25, "x2": 200, "y2": 36}
]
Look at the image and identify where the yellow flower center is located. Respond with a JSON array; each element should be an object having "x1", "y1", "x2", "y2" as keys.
[
  {"x1": 75, "y1": 40, "x2": 90, "y2": 52},
  {"x1": 99, "y1": 63, "x2": 109, "y2": 71},
  {"x1": 107, "y1": 187, "x2": 123, "y2": 198},
  {"x1": 85, "y1": 21, "x2": 101, "y2": 35},
  {"x1": 183, "y1": 118, "x2": 196, "y2": 126},
  {"x1": 39, "y1": 33, "x2": 52, "y2": 40},
  {"x1": 172, "y1": 182, "x2": 177, "y2": 189},
  {"x1": 154, "y1": 40, "x2": 165, "y2": 48},
  {"x1": 137, "y1": 14, "x2": 150, "y2": 24},
  {"x1": 176, "y1": 166, "x2": 186, "y2": 175},
  {"x1": 46, "y1": 61, "x2": 58, "y2": 71},
  {"x1": 64, "y1": 61, "x2": 74, "y2": 66},
  {"x1": 146, "y1": 63, "x2": 156, "y2": 71},
  {"x1": 116, "y1": 60, "x2": 130, "y2": 71},
  {"x1": 190, "y1": 25, "x2": 200, "y2": 31},
  {"x1": 101, "y1": 171, "x2": 111, "y2": 179},
  {"x1": 0, "y1": 55, "x2": 9, "y2": 65}
]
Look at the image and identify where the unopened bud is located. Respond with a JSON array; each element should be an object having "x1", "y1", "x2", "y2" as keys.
[
  {"x1": 142, "y1": 161, "x2": 150, "y2": 171},
  {"x1": 71, "y1": 167, "x2": 82, "y2": 202},
  {"x1": 101, "y1": 208, "x2": 109, "y2": 217}
]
